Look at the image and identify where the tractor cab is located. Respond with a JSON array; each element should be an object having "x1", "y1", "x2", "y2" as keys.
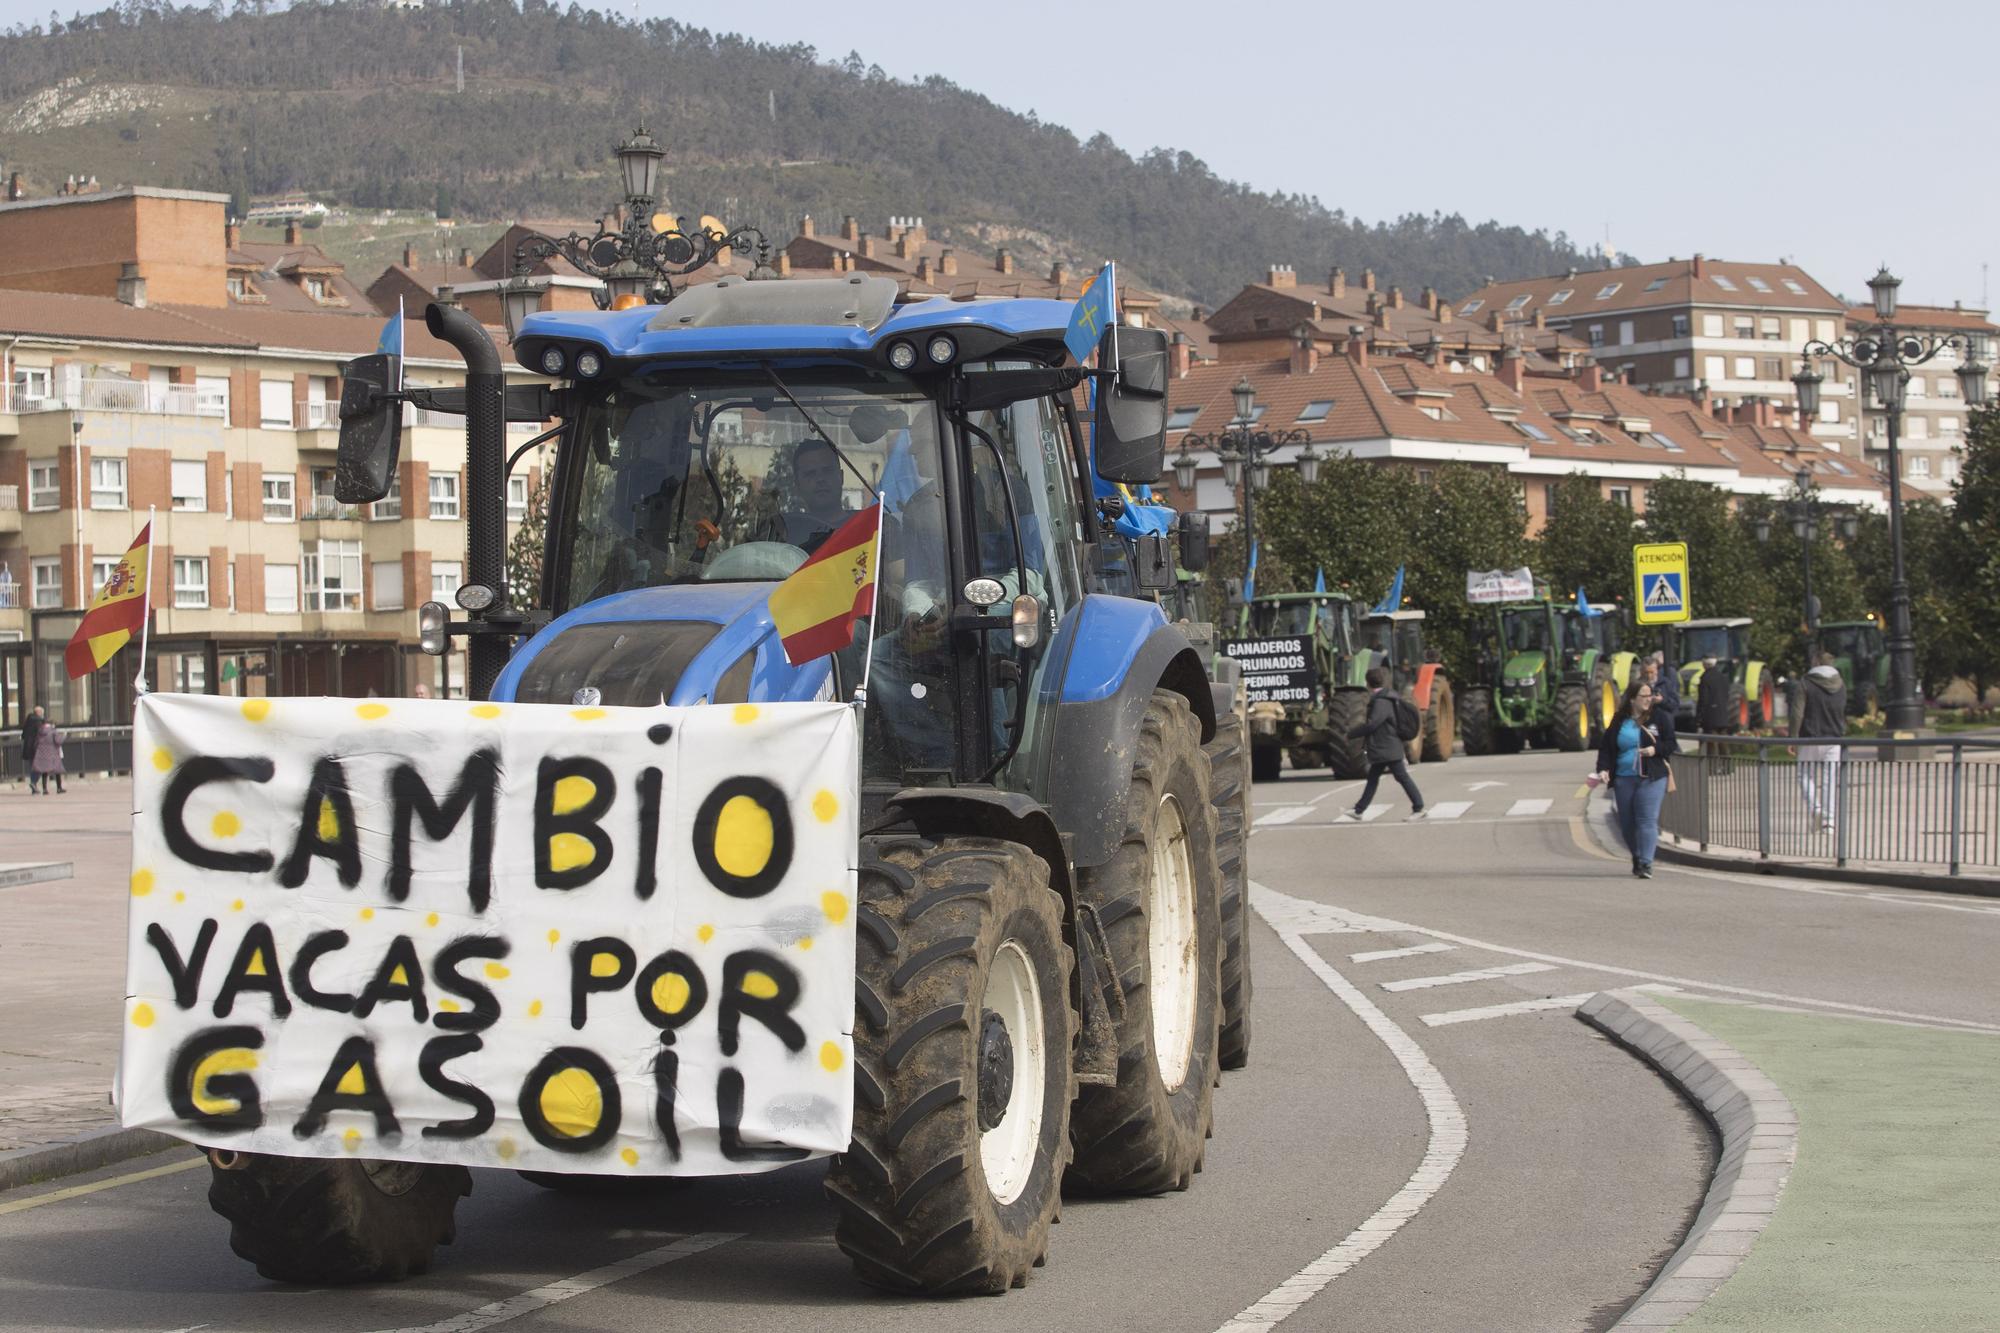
[
  {"x1": 1818, "y1": 617, "x2": 1886, "y2": 715},
  {"x1": 1358, "y1": 609, "x2": 1428, "y2": 698},
  {"x1": 1670, "y1": 616, "x2": 1772, "y2": 730}
]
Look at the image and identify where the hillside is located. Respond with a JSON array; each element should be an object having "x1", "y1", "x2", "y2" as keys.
[{"x1": 0, "y1": 1, "x2": 1609, "y2": 304}]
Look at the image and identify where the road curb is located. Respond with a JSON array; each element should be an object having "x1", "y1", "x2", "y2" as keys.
[
  {"x1": 0, "y1": 1125, "x2": 184, "y2": 1193},
  {"x1": 1576, "y1": 990, "x2": 1797, "y2": 1330},
  {"x1": 1653, "y1": 834, "x2": 2000, "y2": 898}
]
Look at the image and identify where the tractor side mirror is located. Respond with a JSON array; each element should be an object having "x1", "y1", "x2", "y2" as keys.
[
  {"x1": 1177, "y1": 509, "x2": 1210, "y2": 573},
  {"x1": 334, "y1": 352, "x2": 402, "y2": 503},
  {"x1": 1134, "y1": 532, "x2": 1175, "y2": 592},
  {"x1": 1094, "y1": 325, "x2": 1168, "y2": 484}
]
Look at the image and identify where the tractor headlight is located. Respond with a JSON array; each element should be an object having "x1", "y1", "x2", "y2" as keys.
[
  {"x1": 574, "y1": 349, "x2": 604, "y2": 379},
  {"x1": 538, "y1": 346, "x2": 567, "y2": 377},
  {"x1": 926, "y1": 334, "x2": 957, "y2": 365},
  {"x1": 887, "y1": 340, "x2": 918, "y2": 371}
]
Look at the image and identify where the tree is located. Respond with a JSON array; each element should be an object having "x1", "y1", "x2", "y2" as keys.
[
  {"x1": 505, "y1": 474, "x2": 547, "y2": 608},
  {"x1": 1225, "y1": 450, "x2": 1417, "y2": 605},
  {"x1": 1535, "y1": 471, "x2": 1635, "y2": 610},
  {"x1": 1640, "y1": 475, "x2": 1772, "y2": 654},
  {"x1": 1734, "y1": 491, "x2": 1866, "y2": 680},
  {"x1": 1404, "y1": 465, "x2": 1532, "y2": 679}
]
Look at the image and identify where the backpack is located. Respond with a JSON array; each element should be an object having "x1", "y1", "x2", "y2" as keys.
[{"x1": 1393, "y1": 693, "x2": 1422, "y2": 742}]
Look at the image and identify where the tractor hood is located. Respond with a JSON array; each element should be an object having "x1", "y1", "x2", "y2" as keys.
[
  {"x1": 494, "y1": 583, "x2": 833, "y2": 708},
  {"x1": 1503, "y1": 651, "x2": 1547, "y2": 685}
]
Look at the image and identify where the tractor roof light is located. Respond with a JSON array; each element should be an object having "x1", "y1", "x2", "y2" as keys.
[
  {"x1": 574, "y1": 349, "x2": 604, "y2": 379},
  {"x1": 926, "y1": 334, "x2": 957, "y2": 365},
  {"x1": 538, "y1": 345, "x2": 567, "y2": 377},
  {"x1": 887, "y1": 340, "x2": 918, "y2": 372}
]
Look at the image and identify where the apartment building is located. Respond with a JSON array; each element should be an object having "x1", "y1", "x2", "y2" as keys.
[
  {"x1": 1842, "y1": 301, "x2": 1999, "y2": 496},
  {"x1": 1455, "y1": 257, "x2": 1854, "y2": 451},
  {"x1": 0, "y1": 188, "x2": 543, "y2": 727}
]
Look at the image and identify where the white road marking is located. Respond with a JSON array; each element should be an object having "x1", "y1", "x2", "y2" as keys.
[
  {"x1": 1420, "y1": 994, "x2": 1600, "y2": 1027},
  {"x1": 1359, "y1": 806, "x2": 1388, "y2": 822},
  {"x1": 1506, "y1": 798, "x2": 1553, "y2": 817},
  {"x1": 1467, "y1": 781, "x2": 1505, "y2": 791},
  {"x1": 1381, "y1": 962, "x2": 1558, "y2": 992},
  {"x1": 1425, "y1": 801, "x2": 1473, "y2": 821},
  {"x1": 367, "y1": 1233, "x2": 741, "y2": 1333},
  {"x1": 1219, "y1": 885, "x2": 1465, "y2": 1332},
  {"x1": 1350, "y1": 942, "x2": 1455, "y2": 963},
  {"x1": 0, "y1": 1156, "x2": 203, "y2": 1216},
  {"x1": 1254, "y1": 805, "x2": 1312, "y2": 828}
]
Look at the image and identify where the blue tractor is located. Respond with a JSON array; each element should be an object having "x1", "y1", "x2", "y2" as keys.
[{"x1": 212, "y1": 276, "x2": 1251, "y2": 1295}]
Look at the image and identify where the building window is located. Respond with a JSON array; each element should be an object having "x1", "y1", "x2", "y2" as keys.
[
  {"x1": 372, "y1": 560, "x2": 404, "y2": 611},
  {"x1": 431, "y1": 560, "x2": 463, "y2": 604},
  {"x1": 1815, "y1": 319, "x2": 1836, "y2": 343},
  {"x1": 1595, "y1": 283, "x2": 1622, "y2": 299},
  {"x1": 1415, "y1": 468, "x2": 1435, "y2": 485},
  {"x1": 1942, "y1": 417, "x2": 1961, "y2": 435},
  {"x1": 1762, "y1": 358, "x2": 1782, "y2": 380},
  {"x1": 1547, "y1": 289, "x2": 1572, "y2": 306},
  {"x1": 1647, "y1": 432, "x2": 1685, "y2": 453},
  {"x1": 173, "y1": 556, "x2": 208, "y2": 609},
  {"x1": 1505, "y1": 294, "x2": 1532, "y2": 311},
  {"x1": 1610, "y1": 486, "x2": 1633, "y2": 508},
  {"x1": 1906, "y1": 417, "x2": 1929, "y2": 440},
  {"x1": 170, "y1": 459, "x2": 208, "y2": 511},
  {"x1": 1788, "y1": 319, "x2": 1808, "y2": 345},
  {"x1": 195, "y1": 375, "x2": 229, "y2": 419},
  {"x1": 1295, "y1": 400, "x2": 1335, "y2": 424},
  {"x1": 1733, "y1": 357, "x2": 1756, "y2": 379},
  {"x1": 1616, "y1": 320, "x2": 1634, "y2": 345},
  {"x1": 1939, "y1": 376, "x2": 1958, "y2": 399},
  {"x1": 259, "y1": 380, "x2": 293, "y2": 428},
  {"x1": 1587, "y1": 325, "x2": 1604, "y2": 347},
  {"x1": 1712, "y1": 275, "x2": 1739, "y2": 292},
  {"x1": 1673, "y1": 355, "x2": 1691, "y2": 378},
  {"x1": 1906, "y1": 377, "x2": 1926, "y2": 400},
  {"x1": 262, "y1": 474, "x2": 295, "y2": 521},
  {"x1": 1644, "y1": 277, "x2": 1668, "y2": 292},
  {"x1": 507, "y1": 474, "x2": 530, "y2": 521},
  {"x1": 429, "y1": 472, "x2": 461, "y2": 520},
  {"x1": 1511, "y1": 421, "x2": 1551, "y2": 442},
  {"x1": 27, "y1": 460, "x2": 58, "y2": 511},
  {"x1": 1672, "y1": 315, "x2": 1689, "y2": 338},
  {"x1": 227, "y1": 274, "x2": 247, "y2": 300},
  {"x1": 1759, "y1": 316, "x2": 1780, "y2": 340},
  {"x1": 31, "y1": 557, "x2": 62, "y2": 608},
  {"x1": 1165, "y1": 406, "x2": 1200, "y2": 431},
  {"x1": 90, "y1": 457, "x2": 126, "y2": 509},
  {"x1": 370, "y1": 472, "x2": 402, "y2": 520},
  {"x1": 1704, "y1": 355, "x2": 1725, "y2": 383},
  {"x1": 304, "y1": 540, "x2": 362, "y2": 611},
  {"x1": 1733, "y1": 318, "x2": 1755, "y2": 339},
  {"x1": 1911, "y1": 455, "x2": 1932, "y2": 478},
  {"x1": 1459, "y1": 299, "x2": 1484, "y2": 314},
  {"x1": 1701, "y1": 314, "x2": 1724, "y2": 338},
  {"x1": 264, "y1": 563, "x2": 299, "y2": 613},
  {"x1": 1747, "y1": 276, "x2": 1771, "y2": 293},
  {"x1": 13, "y1": 366, "x2": 51, "y2": 404},
  {"x1": 1783, "y1": 279, "x2": 1808, "y2": 295},
  {"x1": 1820, "y1": 402, "x2": 1840, "y2": 424},
  {"x1": 91, "y1": 556, "x2": 119, "y2": 597}
]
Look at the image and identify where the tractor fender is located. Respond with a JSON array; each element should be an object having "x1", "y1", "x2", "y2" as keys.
[
  {"x1": 880, "y1": 787, "x2": 1072, "y2": 902},
  {"x1": 1412, "y1": 662, "x2": 1441, "y2": 710},
  {"x1": 1050, "y1": 601, "x2": 1217, "y2": 869},
  {"x1": 1610, "y1": 651, "x2": 1637, "y2": 693}
]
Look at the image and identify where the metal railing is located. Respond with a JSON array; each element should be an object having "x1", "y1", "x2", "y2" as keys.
[
  {"x1": 3, "y1": 724, "x2": 133, "y2": 778},
  {"x1": 17, "y1": 379, "x2": 224, "y2": 418},
  {"x1": 1659, "y1": 732, "x2": 2000, "y2": 876}
]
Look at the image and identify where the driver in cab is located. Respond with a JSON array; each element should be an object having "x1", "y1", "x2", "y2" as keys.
[{"x1": 763, "y1": 436, "x2": 854, "y2": 554}]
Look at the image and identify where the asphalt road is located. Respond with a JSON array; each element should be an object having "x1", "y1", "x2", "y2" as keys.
[{"x1": 4, "y1": 749, "x2": 1995, "y2": 1332}]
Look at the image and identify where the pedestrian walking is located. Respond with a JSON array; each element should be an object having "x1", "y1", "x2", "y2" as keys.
[
  {"x1": 19, "y1": 705, "x2": 44, "y2": 793},
  {"x1": 1643, "y1": 652, "x2": 1681, "y2": 723},
  {"x1": 1696, "y1": 654, "x2": 1735, "y2": 773},
  {"x1": 1794, "y1": 651, "x2": 1847, "y2": 832},
  {"x1": 31, "y1": 718, "x2": 65, "y2": 795},
  {"x1": 1594, "y1": 678, "x2": 1677, "y2": 878},
  {"x1": 1338, "y1": 666, "x2": 1426, "y2": 822}
]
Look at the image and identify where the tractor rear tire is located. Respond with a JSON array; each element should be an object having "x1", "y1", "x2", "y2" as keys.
[
  {"x1": 207, "y1": 1155, "x2": 470, "y2": 1284},
  {"x1": 1068, "y1": 691, "x2": 1222, "y2": 1196},
  {"x1": 1420, "y1": 678, "x2": 1454, "y2": 763},
  {"x1": 1324, "y1": 690, "x2": 1369, "y2": 779},
  {"x1": 1554, "y1": 684, "x2": 1590, "y2": 752},
  {"x1": 1250, "y1": 739, "x2": 1282, "y2": 783},
  {"x1": 1206, "y1": 708, "x2": 1253, "y2": 1072},
  {"x1": 1731, "y1": 682, "x2": 1748, "y2": 732},
  {"x1": 1751, "y1": 676, "x2": 1774, "y2": 731},
  {"x1": 1458, "y1": 687, "x2": 1495, "y2": 756},
  {"x1": 827, "y1": 835, "x2": 1075, "y2": 1295}
]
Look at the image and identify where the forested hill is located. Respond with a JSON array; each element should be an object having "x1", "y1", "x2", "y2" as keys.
[{"x1": 0, "y1": 1, "x2": 1606, "y2": 303}]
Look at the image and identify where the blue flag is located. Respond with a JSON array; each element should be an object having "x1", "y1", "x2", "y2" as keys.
[
  {"x1": 375, "y1": 298, "x2": 404, "y2": 390},
  {"x1": 1311, "y1": 567, "x2": 1326, "y2": 629},
  {"x1": 1372, "y1": 565, "x2": 1405, "y2": 615},
  {"x1": 1575, "y1": 586, "x2": 1604, "y2": 617},
  {"x1": 1063, "y1": 262, "x2": 1116, "y2": 365},
  {"x1": 1243, "y1": 539, "x2": 1259, "y2": 605}
]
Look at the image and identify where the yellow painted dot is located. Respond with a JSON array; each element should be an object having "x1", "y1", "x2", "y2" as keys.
[
  {"x1": 547, "y1": 929, "x2": 561, "y2": 948},
  {"x1": 360, "y1": 907, "x2": 375, "y2": 922},
  {"x1": 130, "y1": 869, "x2": 155, "y2": 898},
  {"x1": 548, "y1": 832, "x2": 597, "y2": 873},
  {"x1": 741, "y1": 970, "x2": 780, "y2": 1001},
  {"x1": 551, "y1": 774, "x2": 597, "y2": 816},
  {"x1": 812, "y1": 789, "x2": 840, "y2": 823},
  {"x1": 819, "y1": 1041, "x2": 844, "y2": 1073},
  {"x1": 696, "y1": 924, "x2": 715, "y2": 944},
  {"x1": 130, "y1": 1002, "x2": 155, "y2": 1029},
  {"x1": 797, "y1": 937, "x2": 814, "y2": 951},
  {"x1": 620, "y1": 1147, "x2": 640, "y2": 1168},
  {"x1": 713, "y1": 794, "x2": 775, "y2": 879},
  {"x1": 190, "y1": 1047, "x2": 258, "y2": 1117},
  {"x1": 240, "y1": 698, "x2": 271, "y2": 722},
  {"x1": 336, "y1": 1062, "x2": 368, "y2": 1096},
  {"x1": 173, "y1": 891, "x2": 185, "y2": 904},
  {"x1": 484, "y1": 962, "x2": 511, "y2": 980},
  {"x1": 470, "y1": 703, "x2": 502, "y2": 719},
  {"x1": 356, "y1": 702, "x2": 390, "y2": 720},
  {"x1": 528, "y1": 999, "x2": 544, "y2": 1017},
  {"x1": 317, "y1": 798, "x2": 340, "y2": 842},
  {"x1": 230, "y1": 899, "x2": 244, "y2": 912},
  {"x1": 151, "y1": 747, "x2": 173, "y2": 772},
  {"x1": 496, "y1": 1138, "x2": 518, "y2": 1161},
  {"x1": 650, "y1": 971, "x2": 692, "y2": 1015},
  {"x1": 343, "y1": 1128, "x2": 362, "y2": 1152},
  {"x1": 425, "y1": 912, "x2": 440, "y2": 928},
  {"x1": 589, "y1": 951, "x2": 623, "y2": 979},
  {"x1": 570, "y1": 707, "x2": 607, "y2": 722},
  {"x1": 211, "y1": 811, "x2": 242, "y2": 839},
  {"x1": 537, "y1": 1066, "x2": 604, "y2": 1139},
  {"x1": 821, "y1": 891, "x2": 849, "y2": 924},
  {"x1": 439, "y1": 997, "x2": 462, "y2": 1013},
  {"x1": 732, "y1": 703, "x2": 760, "y2": 725}
]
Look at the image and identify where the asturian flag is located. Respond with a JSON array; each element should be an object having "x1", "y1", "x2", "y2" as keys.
[{"x1": 65, "y1": 522, "x2": 151, "y2": 678}]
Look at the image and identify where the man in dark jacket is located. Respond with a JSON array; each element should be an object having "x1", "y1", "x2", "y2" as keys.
[
  {"x1": 1338, "y1": 667, "x2": 1426, "y2": 822},
  {"x1": 19, "y1": 705, "x2": 43, "y2": 794},
  {"x1": 1644, "y1": 653, "x2": 1682, "y2": 724},
  {"x1": 1696, "y1": 655, "x2": 1736, "y2": 772},
  {"x1": 1794, "y1": 652, "x2": 1848, "y2": 831}
]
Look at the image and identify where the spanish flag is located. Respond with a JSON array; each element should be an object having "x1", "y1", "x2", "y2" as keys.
[
  {"x1": 768, "y1": 503, "x2": 881, "y2": 665},
  {"x1": 65, "y1": 522, "x2": 151, "y2": 678}
]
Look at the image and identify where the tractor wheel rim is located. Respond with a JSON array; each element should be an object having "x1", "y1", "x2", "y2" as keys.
[
  {"x1": 1600, "y1": 681, "x2": 1616, "y2": 726},
  {"x1": 1149, "y1": 793, "x2": 1199, "y2": 1092},
  {"x1": 978, "y1": 939, "x2": 1044, "y2": 1206}
]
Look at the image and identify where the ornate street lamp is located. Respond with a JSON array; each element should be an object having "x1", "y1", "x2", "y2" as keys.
[
  {"x1": 499, "y1": 275, "x2": 543, "y2": 343},
  {"x1": 1793, "y1": 266, "x2": 1986, "y2": 730},
  {"x1": 1184, "y1": 378, "x2": 1313, "y2": 596}
]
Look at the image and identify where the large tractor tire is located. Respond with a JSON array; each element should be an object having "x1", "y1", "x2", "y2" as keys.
[
  {"x1": 1730, "y1": 681, "x2": 1748, "y2": 733},
  {"x1": 1068, "y1": 690, "x2": 1222, "y2": 1195},
  {"x1": 207, "y1": 1155, "x2": 470, "y2": 1284},
  {"x1": 1250, "y1": 739, "x2": 1282, "y2": 783},
  {"x1": 1750, "y1": 674, "x2": 1775, "y2": 731},
  {"x1": 1553, "y1": 684, "x2": 1591, "y2": 753},
  {"x1": 1420, "y1": 677, "x2": 1454, "y2": 763},
  {"x1": 1458, "y1": 687, "x2": 1495, "y2": 756},
  {"x1": 1206, "y1": 708, "x2": 1253, "y2": 1072},
  {"x1": 827, "y1": 836, "x2": 1075, "y2": 1295},
  {"x1": 1324, "y1": 689, "x2": 1369, "y2": 779}
]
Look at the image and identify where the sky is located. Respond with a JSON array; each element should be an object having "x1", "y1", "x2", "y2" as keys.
[{"x1": 4, "y1": 0, "x2": 1993, "y2": 306}]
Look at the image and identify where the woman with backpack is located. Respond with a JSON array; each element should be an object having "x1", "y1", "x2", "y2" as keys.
[
  {"x1": 1593, "y1": 678, "x2": 1677, "y2": 878},
  {"x1": 1339, "y1": 666, "x2": 1427, "y2": 822}
]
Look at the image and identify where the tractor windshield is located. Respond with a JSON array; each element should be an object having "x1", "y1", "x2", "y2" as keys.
[
  {"x1": 1500, "y1": 609, "x2": 1550, "y2": 654},
  {"x1": 1258, "y1": 602, "x2": 1319, "y2": 637},
  {"x1": 1679, "y1": 626, "x2": 1734, "y2": 661},
  {"x1": 1820, "y1": 625, "x2": 1865, "y2": 659}
]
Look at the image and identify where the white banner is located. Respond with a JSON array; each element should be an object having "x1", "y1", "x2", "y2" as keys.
[
  {"x1": 1466, "y1": 567, "x2": 1535, "y2": 605},
  {"x1": 119, "y1": 694, "x2": 858, "y2": 1176}
]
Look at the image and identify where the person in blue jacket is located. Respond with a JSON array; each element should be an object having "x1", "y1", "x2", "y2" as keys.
[{"x1": 1594, "y1": 678, "x2": 1678, "y2": 878}]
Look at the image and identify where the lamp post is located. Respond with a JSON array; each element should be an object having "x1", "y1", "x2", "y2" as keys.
[
  {"x1": 505, "y1": 125, "x2": 775, "y2": 334},
  {"x1": 1177, "y1": 376, "x2": 1318, "y2": 595},
  {"x1": 1752, "y1": 467, "x2": 1859, "y2": 663},
  {"x1": 1793, "y1": 267, "x2": 1991, "y2": 731}
]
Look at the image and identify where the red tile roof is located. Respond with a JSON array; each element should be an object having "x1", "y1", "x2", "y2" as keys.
[{"x1": 1458, "y1": 257, "x2": 1845, "y2": 319}]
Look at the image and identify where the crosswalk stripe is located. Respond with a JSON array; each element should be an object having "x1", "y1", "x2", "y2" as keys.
[
  {"x1": 1359, "y1": 806, "x2": 1389, "y2": 822},
  {"x1": 1350, "y1": 942, "x2": 1455, "y2": 963},
  {"x1": 1254, "y1": 805, "x2": 1312, "y2": 827},
  {"x1": 1381, "y1": 962, "x2": 1558, "y2": 992},
  {"x1": 1426, "y1": 801, "x2": 1473, "y2": 821},
  {"x1": 1419, "y1": 993, "x2": 1599, "y2": 1027},
  {"x1": 1506, "y1": 798, "x2": 1553, "y2": 817}
]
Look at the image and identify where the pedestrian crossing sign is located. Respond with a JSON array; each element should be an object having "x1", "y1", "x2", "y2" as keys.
[{"x1": 1632, "y1": 542, "x2": 1690, "y2": 624}]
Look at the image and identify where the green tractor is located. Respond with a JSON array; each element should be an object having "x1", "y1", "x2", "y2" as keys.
[
  {"x1": 1460, "y1": 594, "x2": 1634, "y2": 754},
  {"x1": 1818, "y1": 617, "x2": 1887, "y2": 717},
  {"x1": 1668, "y1": 617, "x2": 1774, "y2": 731}
]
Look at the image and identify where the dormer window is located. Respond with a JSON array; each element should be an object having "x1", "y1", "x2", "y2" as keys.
[
  {"x1": 1594, "y1": 283, "x2": 1622, "y2": 299},
  {"x1": 227, "y1": 275, "x2": 246, "y2": 299},
  {"x1": 305, "y1": 276, "x2": 328, "y2": 301}
]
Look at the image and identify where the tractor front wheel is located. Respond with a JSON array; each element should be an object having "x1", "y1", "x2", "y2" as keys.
[
  {"x1": 1420, "y1": 678, "x2": 1454, "y2": 763},
  {"x1": 1324, "y1": 690, "x2": 1369, "y2": 778},
  {"x1": 1554, "y1": 684, "x2": 1590, "y2": 753},
  {"x1": 827, "y1": 836, "x2": 1074, "y2": 1295},
  {"x1": 1751, "y1": 675, "x2": 1775, "y2": 730},
  {"x1": 1458, "y1": 687, "x2": 1495, "y2": 756},
  {"x1": 207, "y1": 1155, "x2": 469, "y2": 1284}
]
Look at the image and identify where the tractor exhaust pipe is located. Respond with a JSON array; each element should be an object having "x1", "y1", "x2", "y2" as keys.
[
  {"x1": 206, "y1": 1147, "x2": 249, "y2": 1171},
  {"x1": 424, "y1": 302, "x2": 509, "y2": 701}
]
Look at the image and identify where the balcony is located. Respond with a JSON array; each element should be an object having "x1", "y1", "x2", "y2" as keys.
[
  {"x1": 0, "y1": 485, "x2": 16, "y2": 535},
  {"x1": 19, "y1": 378, "x2": 225, "y2": 418},
  {"x1": 304, "y1": 494, "x2": 362, "y2": 522}
]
